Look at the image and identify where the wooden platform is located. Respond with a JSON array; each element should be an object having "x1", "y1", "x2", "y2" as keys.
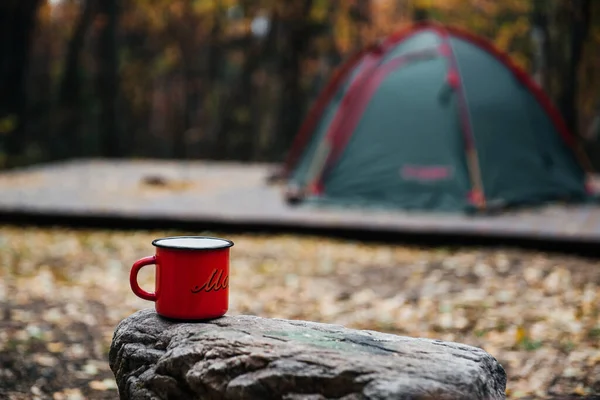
[{"x1": 1, "y1": 159, "x2": 599, "y2": 248}]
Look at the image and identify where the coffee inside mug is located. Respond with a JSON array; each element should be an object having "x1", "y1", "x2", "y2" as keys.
[{"x1": 152, "y1": 236, "x2": 233, "y2": 250}]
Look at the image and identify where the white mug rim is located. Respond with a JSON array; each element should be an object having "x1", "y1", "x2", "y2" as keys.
[{"x1": 152, "y1": 236, "x2": 234, "y2": 251}]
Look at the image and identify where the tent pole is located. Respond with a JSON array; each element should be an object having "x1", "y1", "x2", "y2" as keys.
[
  {"x1": 466, "y1": 148, "x2": 486, "y2": 208},
  {"x1": 436, "y1": 24, "x2": 487, "y2": 210}
]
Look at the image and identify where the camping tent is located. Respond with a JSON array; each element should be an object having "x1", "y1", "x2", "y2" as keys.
[{"x1": 276, "y1": 21, "x2": 593, "y2": 213}]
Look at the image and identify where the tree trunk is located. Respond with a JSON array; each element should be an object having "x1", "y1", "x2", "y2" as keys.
[
  {"x1": 326, "y1": 0, "x2": 342, "y2": 67},
  {"x1": 0, "y1": 0, "x2": 42, "y2": 167},
  {"x1": 557, "y1": 0, "x2": 591, "y2": 137},
  {"x1": 530, "y1": 0, "x2": 551, "y2": 90},
  {"x1": 271, "y1": 0, "x2": 314, "y2": 162},
  {"x1": 96, "y1": 0, "x2": 122, "y2": 158},
  {"x1": 199, "y1": 8, "x2": 223, "y2": 159},
  {"x1": 412, "y1": 6, "x2": 429, "y2": 22},
  {"x1": 211, "y1": 5, "x2": 277, "y2": 160},
  {"x1": 211, "y1": 36, "x2": 257, "y2": 160},
  {"x1": 169, "y1": 1, "x2": 197, "y2": 160},
  {"x1": 55, "y1": 0, "x2": 97, "y2": 160}
]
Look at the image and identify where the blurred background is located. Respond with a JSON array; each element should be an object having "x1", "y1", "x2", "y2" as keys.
[
  {"x1": 1, "y1": 1, "x2": 600, "y2": 399},
  {"x1": 1, "y1": 0, "x2": 599, "y2": 170}
]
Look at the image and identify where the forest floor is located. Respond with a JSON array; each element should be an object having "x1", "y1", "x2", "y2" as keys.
[{"x1": 0, "y1": 225, "x2": 599, "y2": 400}]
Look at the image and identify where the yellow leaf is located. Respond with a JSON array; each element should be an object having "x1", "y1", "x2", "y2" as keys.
[
  {"x1": 414, "y1": 0, "x2": 435, "y2": 7},
  {"x1": 46, "y1": 342, "x2": 65, "y2": 353},
  {"x1": 515, "y1": 325, "x2": 527, "y2": 344},
  {"x1": 573, "y1": 385, "x2": 588, "y2": 396}
]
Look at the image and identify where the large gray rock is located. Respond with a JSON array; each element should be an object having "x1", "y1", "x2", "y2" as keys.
[{"x1": 109, "y1": 309, "x2": 506, "y2": 400}]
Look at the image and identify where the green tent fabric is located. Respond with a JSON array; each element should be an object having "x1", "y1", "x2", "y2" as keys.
[{"x1": 280, "y1": 22, "x2": 593, "y2": 213}]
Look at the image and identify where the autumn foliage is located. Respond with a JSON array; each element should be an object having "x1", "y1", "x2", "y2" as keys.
[{"x1": 0, "y1": 0, "x2": 599, "y2": 168}]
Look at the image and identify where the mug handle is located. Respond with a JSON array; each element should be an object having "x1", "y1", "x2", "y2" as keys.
[{"x1": 130, "y1": 256, "x2": 157, "y2": 301}]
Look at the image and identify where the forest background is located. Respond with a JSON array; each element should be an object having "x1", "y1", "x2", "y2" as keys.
[{"x1": 1, "y1": 0, "x2": 600, "y2": 170}]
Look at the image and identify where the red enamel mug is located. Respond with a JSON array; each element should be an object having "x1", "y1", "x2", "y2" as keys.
[{"x1": 130, "y1": 236, "x2": 234, "y2": 320}]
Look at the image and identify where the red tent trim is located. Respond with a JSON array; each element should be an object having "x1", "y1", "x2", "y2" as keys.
[
  {"x1": 434, "y1": 31, "x2": 475, "y2": 150},
  {"x1": 300, "y1": 53, "x2": 385, "y2": 194},
  {"x1": 280, "y1": 48, "x2": 375, "y2": 178},
  {"x1": 433, "y1": 25, "x2": 487, "y2": 207},
  {"x1": 280, "y1": 25, "x2": 425, "y2": 178},
  {"x1": 313, "y1": 49, "x2": 442, "y2": 191},
  {"x1": 323, "y1": 52, "x2": 386, "y2": 149},
  {"x1": 439, "y1": 24, "x2": 575, "y2": 147},
  {"x1": 308, "y1": 50, "x2": 443, "y2": 193},
  {"x1": 386, "y1": 21, "x2": 576, "y2": 147}
]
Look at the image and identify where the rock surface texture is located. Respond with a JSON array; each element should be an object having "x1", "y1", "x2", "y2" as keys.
[{"x1": 109, "y1": 309, "x2": 506, "y2": 400}]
